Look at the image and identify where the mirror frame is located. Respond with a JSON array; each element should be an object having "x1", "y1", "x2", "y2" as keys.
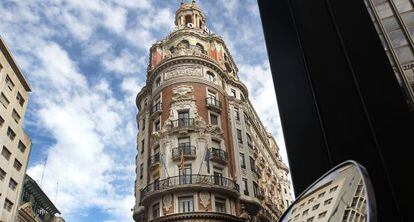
[{"x1": 279, "y1": 160, "x2": 377, "y2": 222}]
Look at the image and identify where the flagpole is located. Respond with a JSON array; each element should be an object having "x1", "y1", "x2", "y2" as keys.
[{"x1": 197, "y1": 147, "x2": 208, "y2": 175}]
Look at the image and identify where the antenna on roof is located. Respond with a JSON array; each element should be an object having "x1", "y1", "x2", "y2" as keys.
[
  {"x1": 40, "y1": 155, "x2": 48, "y2": 188},
  {"x1": 55, "y1": 181, "x2": 59, "y2": 205}
]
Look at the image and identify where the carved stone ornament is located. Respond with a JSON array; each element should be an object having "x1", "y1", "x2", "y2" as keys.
[
  {"x1": 163, "y1": 194, "x2": 173, "y2": 213},
  {"x1": 205, "y1": 125, "x2": 224, "y2": 137},
  {"x1": 164, "y1": 66, "x2": 202, "y2": 80},
  {"x1": 172, "y1": 85, "x2": 194, "y2": 101},
  {"x1": 199, "y1": 192, "x2": 210, "y2": 209}
]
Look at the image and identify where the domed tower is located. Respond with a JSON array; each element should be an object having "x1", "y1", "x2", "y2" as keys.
[{"x1": 133, "y1": 1, "x2": 291, "y2": 222}]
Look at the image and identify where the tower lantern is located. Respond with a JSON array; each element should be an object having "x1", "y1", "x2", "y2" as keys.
[{"x1": 175, "y1": 0, "x2": 206, "y2": 31}]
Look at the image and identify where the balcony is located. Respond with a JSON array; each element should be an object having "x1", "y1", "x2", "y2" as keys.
[
  {"x1": 209, "y1": 148, "x2": 228, "y2": 165},
  {"x1": 140, "y1": 174, "x2": 239, "y2": 203},
  {"x1": 206, "y1": 97, "x2": 222, "y2": 112},
  {"x1": 254, "y1": 187, "x2": 265, "y2": 200},
  {"x1": 151, "y1": 102, "x2": 162, "y2": 116},
  {"x1": 170, "y1": 118, "x2": 195, "y2": 132},
  {"x1": 150, "y1": 153, "x2": 160, "y2": 170},
  {"x1": 172, "y1": 145, "x2": 196, "y2": 161}
]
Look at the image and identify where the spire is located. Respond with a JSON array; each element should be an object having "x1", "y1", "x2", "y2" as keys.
[{"x1": 175, "y1": 0, "x2": 206, "y2": 31}]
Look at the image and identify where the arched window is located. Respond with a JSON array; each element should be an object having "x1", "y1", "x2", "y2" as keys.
[
  {"x1": 169, "y1": 46, "x2": 175, "y2": 53},
  {"x1": 196, "y1": 43, "x2": 205, "y2": 54},
  {"x1": 178, "y1": 40, "x2": 190, "y2": 49},
  {"x1": 155, "y1": 77, "x2": 161, "y2": 87},
  {"x1": 225, "y1": 62, "x2": 232, "y2": 73},
  {"x1": 185, "y1": 15, "x2": 192, "y2": 25}
]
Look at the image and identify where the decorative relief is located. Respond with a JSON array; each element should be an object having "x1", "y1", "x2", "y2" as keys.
[
  {"x1": 172, "y1": 85, "x2": 194, "y2": 101},
  {"x1": 164, "y1": 66, "x2": 202, "y2": 80},
  {"x1": 199, "y1": 192, "x2": 210, "y2": 210},
  {"x1": 205, "y1": 125, "x2": 224, "y2": 138},
  {"x1": 163, "y1": 194, "x2": 173, "y2": 214}
]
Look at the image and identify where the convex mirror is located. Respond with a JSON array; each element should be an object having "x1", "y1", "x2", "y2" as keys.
[{"x1": 280, "y1": 161, "x2": 376, "y2": 222}]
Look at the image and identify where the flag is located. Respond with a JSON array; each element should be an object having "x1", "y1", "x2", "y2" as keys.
[
  {"x1": 158, "y1": 154, "x2": 162, "y2": 176},
  {"x1": 179, "y1": 150, "x2": 184, "y2": 173},
  {"x1": 205, "y1": 149, "x2": 210, "y2": 174}
]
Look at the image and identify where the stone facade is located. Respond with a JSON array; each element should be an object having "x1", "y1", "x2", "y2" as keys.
[
  {"x1": 0, "y1": 36, "x2": 32, "y2": 221},
  {"x1": 133, "y1": 1, "x2": 292, "y2": 222}
]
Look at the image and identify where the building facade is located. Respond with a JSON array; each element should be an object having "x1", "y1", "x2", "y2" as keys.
[
  {"x1": 0, "y1": 36, "x2": 32, "y2": 221},
  {"x1": 364, "y1": 0, "x2": 414, "y2": 110},
  {"x1": 133, "y1": 1, "x2": 292, "y2": 222},
  {"x1": 17, "y1": 175, "x2": 64, "y2": 222}
]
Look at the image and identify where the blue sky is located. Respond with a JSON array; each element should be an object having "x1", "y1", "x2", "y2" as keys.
[{"x1": 0, "y1": 0, "x2": 288, "y2": 221}]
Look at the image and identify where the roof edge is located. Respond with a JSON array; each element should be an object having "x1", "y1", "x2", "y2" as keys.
[{"x1": 0, "y1": 36, "x2": 32, "y2": 92}]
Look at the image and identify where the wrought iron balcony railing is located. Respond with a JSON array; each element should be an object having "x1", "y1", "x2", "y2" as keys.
[
  {"x1": 206, "y1": 97, "x2": 222, "y2": 111},
  {"x1": 209, "y1": 148, "x2": 228, "y2": 165},
  {"x1": 151, "y1": 102, "x2": 162, "y2": 114},
  {"x1": 170, "y1": 118, "x2": 195, "y2": 130},
  {"x1": 172, "y1": 145, "x2": 196, "y2": 160},
  {"x1": 140, "y1": 174, "x2": 239, "y2": 201}
]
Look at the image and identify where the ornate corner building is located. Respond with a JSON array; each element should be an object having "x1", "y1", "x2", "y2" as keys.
[{"x1": 133, "y1": 1, "x2": 293, "y2": 221}]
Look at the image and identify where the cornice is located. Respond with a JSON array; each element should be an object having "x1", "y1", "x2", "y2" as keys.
[
  {"x1": 150, "y1": 28, "x2": 238, "y2": 73},
  {"x1": 135, "y1": 56, "x2": 248, "y2": 107},
  {"x1": 150, "y1": 212, "x2": 244, "y2": 222}
]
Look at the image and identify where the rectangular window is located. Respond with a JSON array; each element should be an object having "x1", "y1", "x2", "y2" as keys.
[
  {"x1": 207, "y1": 72, "x2": 215, "y2": 82},
  {"x1": 242, "y1": 178, "x2": 249, "y2": 195},
  {"x1": 318, "y1": 211, "x2": 327, "y2": 219},
  {"x1": 2, "y1": 146, "x2": 11, "y2": 160},
  {"x1": 246, "y1": 133, "x2": 252, "y2": 148},
  {"x1": 178, "y1": 196, "x2": 194, "y2": 213},
  {"x1": 250, "y1": 156, "x2": 256, "y2": 172},
  {"x1": 318, "y1": 192, "x2": 325, "y2": 198},
  {"x1": 12, "y1": 109, "x2": 21, "y2": 123},
  {"x1": 312, "y1": 204, "x2": 320, "y2": 211},
  {"x1": 303, "y1": 209, "x2": 309, "y2": 216},
  {"x1": 7, "y1": 127, "x2": 16, "y2": 140},
  {"x1": 210, "y1": 112, "x2": 218, "y2": 125},
  {"x1": 3, "y1": 198, "x2": 13, "y2": 212},
  {"x1": 178, "y1": 137, "x2": 191, "y2": 147},
  {"x1": 1, "y1": 92, "x2": 10, "y2": 108},
  {"x1": 0, "y1": 115, "x2": 4, "y2": 127},
  {"x1": 140, "y1": 164, "x2": 144, "y2": 179},
  {"x1": 152, "y1": 203, "x2": 160, "y2": 219},
  {"x1": 240, "y1": 153, "x2": 246, "y2": 169},
  {"x1": 215, "y1": 197, "x2": 226, "y2": 213},
  {"x1": 154, "y1": 119, "x2": 161, "y2": 131},
  {"x1": 18, "y1": 141, "x2": 26, "y2": 153},
  {"x1": 0, "y1": 167, "x2": 6, "y2": 181},
  {"x1": 9, "y1": 178, "x2": 17, "y2": 191},
  {"x1": 155, "y1": 77, "x2": 161, "y2": 87},
  {"x1": 213, "y1": 169, "x2": 223, "y2": 185},
  {"x1": 307, "y1": 217, "x2": 314, "y2": 222},
  {"x1": 234, "y1": 107, "x2": 240, "y2": 120},
  {"x1": 180, "y1": 165, "x2": 192, "y2": 184},
  {"x1": 231, "y1": 89, "x2": 237, "y2": 97},
  {"x1": 16, "y1": 92, "x2": 25, "y2": 106},
  {"x1": 14, "y1": 159, "x2": 22, "y2": 171},
  {"x1": 329, "y1": 185, "x2": 338, "y2": 193},
  {"x1": 253, "y1": 181, "x2": 259, "y2": 198},
  {"x1": 212, "y1": 139, "x2": 221, "y2": 149},
  {"x1": 237, "y1": 129, "x2": 243, "y2": 143},
  {"x1": 324, "y1": 198, "x2": 333, "y2": 205},
  {"x1": 5, "y1": 75, "x2": 15, "y2": 90},
  {"x1": 142, "y1": 118, "x2": 145, "y2": 130},
  {"x1": 178, "y1": 110, "x2": 190, "y2": 127},
  {"x1": 141, "y1": 140, "x2": 145, "y2": 154}
]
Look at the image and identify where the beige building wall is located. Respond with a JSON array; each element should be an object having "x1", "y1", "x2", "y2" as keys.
[{"x1": 0, "y1": 36, "x2": 32, "y2": 222}]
